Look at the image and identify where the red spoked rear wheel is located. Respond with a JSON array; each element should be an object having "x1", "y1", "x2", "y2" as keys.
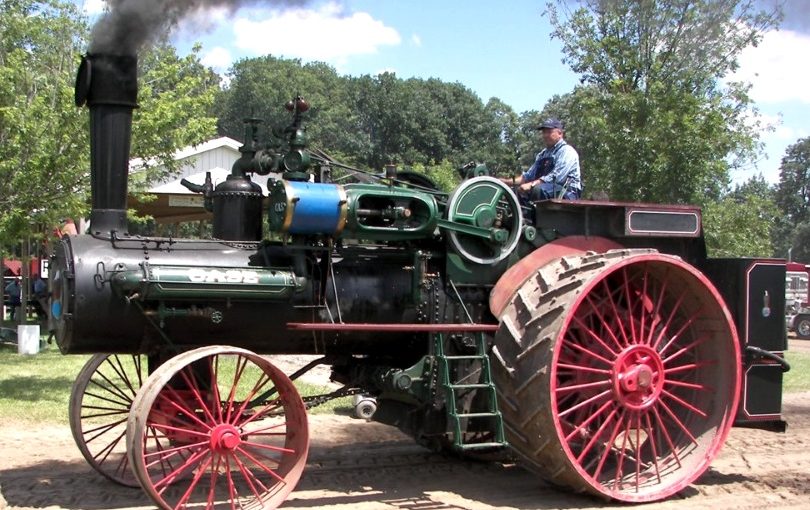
[
  {"x1": 126, "y1": 346, "x2": 309, "y2": 510},
  {"x1": 491, "y1": 250, "x2": 740, "y2": 502}
]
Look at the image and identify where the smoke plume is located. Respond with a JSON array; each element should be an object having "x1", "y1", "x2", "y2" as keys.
[{"x1": 89, "y1": 0, "x2": 311, "y2": 55}]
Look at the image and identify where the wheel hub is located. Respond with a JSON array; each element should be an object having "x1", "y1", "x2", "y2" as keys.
[
  {"x1": 612, "y1": 345, "x2": 664, "y2": 410},
  {"x1": 210, "y1": 424, "x2": 242, "y2": 452}
]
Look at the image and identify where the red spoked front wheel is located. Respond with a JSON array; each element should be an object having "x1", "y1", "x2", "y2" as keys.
[
  {"x1": 126, "y1": 346, "x2": 309, "y2": 510},
  {"x1": 491, "y1": 250, "x2": 741, "y2": 502}
]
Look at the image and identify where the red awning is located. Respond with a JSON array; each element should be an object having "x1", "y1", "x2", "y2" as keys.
[{"x1": 2, "y1": 260, "x2": 21, "y2": 276}]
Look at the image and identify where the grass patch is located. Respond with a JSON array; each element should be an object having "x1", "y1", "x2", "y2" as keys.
[
  {"x1": 785, "y1": 351, "x2": 810, "y2": 393},
  {"x1": 0, "y1": 342, "x2": 350, "y2": 425}
]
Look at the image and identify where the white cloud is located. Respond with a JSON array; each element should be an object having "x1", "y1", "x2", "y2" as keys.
[
  {"x1": 201, "y1": 46, "x2": 233, "y2": 71},
  {"x1": 232, "y1": 2, "x2": 401, "y2": 62},
  {"x1": 729, "y1": 28, "x2": 810, "y2": 104},
  {"x1": 82, "y1": 0, "x2": 106, "y2": 15},
  {"x1": 411, "y1": 34, "x2": 422, "y2": 47}
]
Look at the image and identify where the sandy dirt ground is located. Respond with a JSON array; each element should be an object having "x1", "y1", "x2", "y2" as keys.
[{"x1": 1, "y1": 351, "x2": 809, "y2": 510}]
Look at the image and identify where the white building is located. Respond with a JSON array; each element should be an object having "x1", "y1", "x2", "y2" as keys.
[{"x1": 127, "y1": 137, "x2": 278, "y2": 223}]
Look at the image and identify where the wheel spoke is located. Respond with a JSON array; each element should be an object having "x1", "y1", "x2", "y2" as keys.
[
  {"x1": 571, "y1": 314, "x2": 619, "y2": 357},
  {"x1": 556, "y1": 379, "x2": 611, "y2": 394},
  {"x1": 230, "y1": 451, "x2": 269, "y2": 501},
  {"x1": 651, "y1": 289, "x2": 688, "y2": 350},
  {"x1": 662, "y1": 334, "x2": 709, "y2": 365},
  {"x1": 83, "y1": 389, "x2": 131, "y2": 408},
  {"x1": 664, "y1": 360, "x2": 715, "y2": 375},
  {"x1": 563, "y1": 340, "x2": 613, "y2": 366},
  {"x1": 156, "y1": 390, "x2": 213, "y2": 432},
  {"x1": 178, "y1": 367, "x2": 218, "y2": 425},
  {"x1": 651, "y1": 405, "x2": 681, "y2": 467},
  {"x1": 644, "y1": 274, "x2": 669, "y2": 345},
  {"x1": 83, "y1": 417, "x2": 128, "y2": 441},
  {"x1": 565, "y1": 399, "x2": 614, "y2": 442},
  {"x1": 240, "y1": 440, "x2": 296, "y2": 455},
  {"x1": 107, "y1": 355, "x2": 138, "y2": 399},
  {"x1": 152, "y1": 448, "x2": 209, "y2": 491},
  {"x1": 621, "y1": 267, "x2": 639, "y2": 344},
  {"x1": 558, "y1": 389, "x2": 612, "y2": 419},
  {"x1": 584, "y1": 294, "x2": 625, "y2": 352},
  {"x1": 143, "y1": 440, "x2": 209, "y2": 459},
  {"x1": 206, "y1": 454, "x2": 225, "y2": 509},
  {"x1": 612, "y1": 410, "x2": 634, "y2": 491},
  {"x1": 234, "y1": 398, "x2": 283, "y2": 429},
  {"x1": 657, "y1": 399, "x2": 698, "y2": 445},
  {"x1": 661, "y1": 389, "x2": 707, "y2": 418},
  {"x1": 591, "y1": 409, "x2": 626, "y2": 482},
  {"x1": 644, "y1": 412, "x2": 662, "y2": 484},
  {"x1": 91, "y1": 429, "x2": 126, "y2": 464},
  {"x1": 224, "y1": 355, "x2": 249, "y2": 423},
  {"x1": 236, "y1": 446, "x2": 287, "y2": 484},
  {"x1": 658, "y1": 308, "x2": 704, "y2": 356},
  {"x1": 175, "y1": 454, "x2": 213, "y2": 510},
  {"x1": 87, "y1": 377, "x2": 132, "y2": 404},
  {"x1": 665, "y1": 379, "x2": 710, "y2": 391},
  {"x1": 556, "y1": 363, "x2": 611, "y2": 375},
  {"x1": 601, "y1": 279, "x2": 631, "y2": 347},
  {"x1": 148, "y1": 421, "x2": 211, "y2": 439}
]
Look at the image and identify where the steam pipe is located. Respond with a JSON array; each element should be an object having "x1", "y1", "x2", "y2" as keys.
[{"x1": 75, "y1": 53, "x2": 138, "y2": 236}]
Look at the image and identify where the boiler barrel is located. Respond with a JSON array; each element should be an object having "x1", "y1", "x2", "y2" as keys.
[{"x1": 51, "y1": 235, "x2": 425, "y2": 356}]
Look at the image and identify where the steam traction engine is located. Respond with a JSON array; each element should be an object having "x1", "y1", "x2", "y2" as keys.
[{"x1": 56, "y1": 53, "x2": 789, "y2": 509}]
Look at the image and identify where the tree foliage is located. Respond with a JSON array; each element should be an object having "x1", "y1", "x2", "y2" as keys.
[
  {"x1": 543, "y1": 0, "x2": 779, "y2": 204},
  {"x1": 0, "y1": 1, "x2": 219, "y2": 245},
  {"x1": 0, "y1": 0, "x2": 88, "y2": 245},
  {"x1": 215, "y1": 56, "x2": 519, "y2": 174},
  {"x1": 773, "y1": 136, "x2": 810, "y2": 261},
  {"x1": 702, "y1": 175, "x2": 777, "y2": 258},
  {"x1": 130, "y1": 42, "x2": 219, "y2": 190}
]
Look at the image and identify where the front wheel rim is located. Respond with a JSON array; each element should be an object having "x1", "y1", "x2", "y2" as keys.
[{"x1": 127, "y1": 346, "x2": 309, "y2": 510}]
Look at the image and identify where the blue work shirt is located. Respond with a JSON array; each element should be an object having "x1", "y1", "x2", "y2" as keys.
[{"x1": 522, "y1": 140, "x2": 581, "y2": 191}]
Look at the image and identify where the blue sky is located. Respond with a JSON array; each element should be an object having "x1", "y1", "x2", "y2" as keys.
[{"x1": 80, "y1": 0, "x2": 810, "y2": 186}]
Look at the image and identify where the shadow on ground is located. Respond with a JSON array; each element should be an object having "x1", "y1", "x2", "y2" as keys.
[{"x1": 0, "y1": 437, "x2": 761, "y2": 510}]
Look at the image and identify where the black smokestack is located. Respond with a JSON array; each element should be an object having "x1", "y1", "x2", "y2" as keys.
[
  {"x1": 75, "y1": 54, "x2": 138, "y2": 236},
  {"x1": 79, "y1": 1, "x2": 312, "y2": 235}
]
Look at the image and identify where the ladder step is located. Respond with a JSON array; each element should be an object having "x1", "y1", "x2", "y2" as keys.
[
  {"x1": 457, "y1": 442, "x2": 508, "y2": 450},
  {"x1": 443, "y1": 355, "x2": 486, "y2": 361},
  {"x1": 455, "y1": 412, "x2": 500, "y2": 419},
  {"x1": 448, "y1": 383, "x2": 491, "y2": 389}
]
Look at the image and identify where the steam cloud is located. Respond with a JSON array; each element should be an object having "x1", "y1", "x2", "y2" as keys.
[{"x1": 90, "y1": 0, "x2": 312, "y2": 55}]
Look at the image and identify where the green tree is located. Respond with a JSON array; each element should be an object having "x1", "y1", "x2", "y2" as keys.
[
  {"x1": 0, "y1": 0, "x2": 89, "y2": 246},
  {"x1": 702, "y1": 175, "x2": 777, "y2": 257},
  {"x1": 129, "y1": 42, "x2": 220, "y2": 190},
  {"x1": 773, "y1": 136, "x2": 810, "y2": 260},
  {"x1": 216, "y1": 56, "x2": 513, "y2": 174},
  {"x1": 544, "y1": 0, "x2": 779, "y2": 204}
]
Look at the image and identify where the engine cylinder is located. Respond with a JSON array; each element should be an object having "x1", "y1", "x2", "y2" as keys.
[{"x1": 268, "y1": 180, "x2": 347, "y2": 235}]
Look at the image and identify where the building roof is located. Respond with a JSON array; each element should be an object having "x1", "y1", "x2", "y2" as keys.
[{"x1": 127, "y1": 136, "x2": 279, "y2": 223}]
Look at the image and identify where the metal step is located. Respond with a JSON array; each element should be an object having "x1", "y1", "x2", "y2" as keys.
[
  {"x1": 449, "y1": 383, "x2": 491, "y2": 390},
  {"x1": 457, "y1": 442, "x2": 508, "y2": 450},
  {"x1": 456, "y1": 412, "x2": 501, "y2": 419},
  {"x1": 443, "y1": 355, "x2": 486, "y2": 361}
]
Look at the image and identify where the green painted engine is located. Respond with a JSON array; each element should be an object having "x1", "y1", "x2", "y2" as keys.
[{"x1": 57, "y1": 53, "x2": 788, "y2": 506}]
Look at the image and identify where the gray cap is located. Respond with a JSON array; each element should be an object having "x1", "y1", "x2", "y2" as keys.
[{"x1": 537, "y1": 118, "x2": 564, "y2": 130}]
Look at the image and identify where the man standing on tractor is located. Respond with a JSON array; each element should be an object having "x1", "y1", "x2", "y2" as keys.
[{"x1": 502, "y1": 118, "x2": 582, "y2": 201}]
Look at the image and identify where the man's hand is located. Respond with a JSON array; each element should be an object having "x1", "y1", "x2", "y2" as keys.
[{"x1": 520, "y1": 181, "x2": 534, "y2": 192}]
